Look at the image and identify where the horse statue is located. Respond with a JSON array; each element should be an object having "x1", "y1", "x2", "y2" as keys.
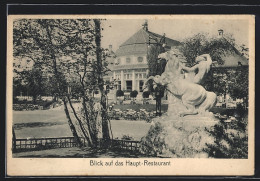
[{"x1": 146, "y1": 50, "x2": 217, "y2": 117}]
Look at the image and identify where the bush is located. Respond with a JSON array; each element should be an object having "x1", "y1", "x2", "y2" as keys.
[
  {"x1": 13, "y1": 97, "x2": 19, "y2": 104},
  {"x1": 37, "y1": 100, "x2": 54, "y2": 109},
  {"x1": 142, "y1": 91, "x2": 150, "y2": 98},
  {"x1": 204, "y1": 114, "x2": 248, "y2": 158},
  {"x1": 116, "y1": 90, "x2": 124, "y2": 97},
  {"x1": 130, "y1": 90, "x2": 138, "y2": 99},
  {"x1": 121, "y1": 135, "x2": 134, "y2": 141}
]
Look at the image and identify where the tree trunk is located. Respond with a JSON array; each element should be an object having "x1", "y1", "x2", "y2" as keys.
[
  {"x1": 81, "y1": 96, "x2": 98, "y2": 146},
  {"x1": 62, "y1": 98, "x2": 83, "y2": 147},
  {"x1": 67, "y1": 96, "x2": 93, "y2": 147},
  {"x1": 94, "y1": 19, "x2": 111, "y2": 146}
]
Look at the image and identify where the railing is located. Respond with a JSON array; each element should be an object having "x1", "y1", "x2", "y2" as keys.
[
  {"x1": 111, "y1": 139, "x2": 141, "y2": 152},
  {"x1": 13, "y1": 137, "x2": 87, "y2": 152},
  {"x1": 13, "y1": 136, "x2": 141, "y2": 153}
]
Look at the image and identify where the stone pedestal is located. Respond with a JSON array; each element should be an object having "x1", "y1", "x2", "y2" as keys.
[{"x1": 140, "y1": 114, "x2": 219, "y2": 158}]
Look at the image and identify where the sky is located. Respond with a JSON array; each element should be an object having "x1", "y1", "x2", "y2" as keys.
[{"x1": 100, "y1": 18, "x2": 249, "y2": 51}]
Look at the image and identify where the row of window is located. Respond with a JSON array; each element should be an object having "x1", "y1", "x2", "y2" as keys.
[
  {"x1": 115, "y1": 74, "x2": 121, "y2": 80},
  {"x1": 124, "y1": 73, "x2": 147, "y2": 80},
  {"x1": 136, "y1": 73, "x2": 147, "y2": 79},
  {"x1": 116, "y1": 80, "x2": 144, "y2": 92},
  {"x1": 116, "y1": 56, "x2": 144, "y2": 65},
  {"x1": 115, "y1": 73, "x2": 147, "y2": 80}
]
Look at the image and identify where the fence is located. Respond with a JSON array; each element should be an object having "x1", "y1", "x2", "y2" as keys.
[
  {"x1": 13, "y1": 137, "x2": 87, "y2": 152},
  {"x1": 111, "y1": 139, "x2": 141, "y2": 152},
  {"x1": 13, "y1": 136, "x2": 141, "y2": 153}
]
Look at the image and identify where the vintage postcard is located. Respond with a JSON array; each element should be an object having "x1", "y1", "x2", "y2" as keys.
[{"x1": 6, "y1": 15, "x2": 255, "y2": 176}]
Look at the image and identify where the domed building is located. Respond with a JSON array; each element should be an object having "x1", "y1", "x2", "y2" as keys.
[
  {"x1": 104, "y1": 23, "x2": 248, "y2": 108},
  {"x1": 109, "y1": 21, "x2": 181, "y2": 94}
]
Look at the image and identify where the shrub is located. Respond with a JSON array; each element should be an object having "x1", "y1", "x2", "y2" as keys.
[
  {"x1": 204, "y1": 114, "x2": 248, "y2": 158},
  {"x1": 142, "y1": 91, "x2": 150, "y2": 98},
  {"x1": 121, "y1": 135, "x2": 134, "y2": 141},
  {"x1": 37, "y1": 100, "x2": 54, "y2": 109},
  {"x1": 130, "y1": 90, "x2": 138, "y2": 99},
  {"x1": 116, "y1": 90, "x2": 124, "y2": 97}
]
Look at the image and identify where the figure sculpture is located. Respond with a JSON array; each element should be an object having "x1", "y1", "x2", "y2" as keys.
[{"x1": 147, "y1": 50, "x2": 217, "y2": 117}]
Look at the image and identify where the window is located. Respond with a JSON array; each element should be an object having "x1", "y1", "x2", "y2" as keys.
[
  {"x1": 124, "y1": 73, "x2": 132, "y2": 80},
  {"x1": 126, "y1": 57, "x2": 131, "y2": 63},
  {"x1": 138, "y1": 57, "x2": 143, "y2": 63},
  {"x1": 126, "y1": 81, "x2": 132, "y2": 91}
]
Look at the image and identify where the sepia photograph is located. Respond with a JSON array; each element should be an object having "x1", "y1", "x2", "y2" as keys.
[{"x1": 6, "y1": 15, "x2": 255, "y2": 176}]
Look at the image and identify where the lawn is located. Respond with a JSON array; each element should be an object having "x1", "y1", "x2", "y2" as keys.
[
  {"x1": 13, "y1": 107, "x2": 151, "y2": 140},
  {"x1": 12, "y1": 104, "x2": 236, "y2": 142}
]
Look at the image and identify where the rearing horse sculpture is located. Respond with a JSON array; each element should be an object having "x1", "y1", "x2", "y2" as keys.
[{"x1": 146, "y1": 50, "x2": 217, "y2": 117}]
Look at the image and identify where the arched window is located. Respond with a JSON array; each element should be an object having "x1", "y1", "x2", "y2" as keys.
[
  {"x1": 126, "y1": 57, "x2": 131, "y2": 63},
  {"x1": 137, "y1": 57, "x2": 143, "y2": 63}
]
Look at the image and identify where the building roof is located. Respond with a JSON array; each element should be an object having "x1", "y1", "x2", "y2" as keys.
[
  {"x1": 213, "y1": 52, "x2": 248, "y2": 68},
  {"x1": 213, "y1": 37, "x2": 248, "y2": 68},
  {"x1": 115, "y1": 28, "x2": 181, "y2": 57}
]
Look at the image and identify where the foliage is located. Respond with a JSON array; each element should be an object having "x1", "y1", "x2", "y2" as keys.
[
  {"x1": 204, "y1": 112, "x2": 248, "y2": 158},
  {"x1": 13, "y1": 19, "x2": 111, "y2": 147},
  {"x1": 130, "y1": 90, "x2": 138, "y2": 99},
  {"x1": 13, "y1": 78, "x2": 27, "y2": 97},
  {"x1": 202, "y1": 67, "x2": 248, "y2": 108},
  {"x1": 142, "y1": 91, "x2": 150, "y2": 98},
  {"x1": 228, "y1": 67, "x2": 249, "y2": 107},
  {"x1": 14, "y1": 67, "x2": 46, "y2": 104},
  {"x1": 179, "y1": 33, "x2": 236, "y2": 66},
  {"x1": 116, "y1": 90, "x2": 124, "y2": 97},
  {"x1": 147, "y1": 44, "x2": 167, "y2": 77},
  {"x1": 121, "y1": 135, "x2": 134, "y2": 141},
  {"x1": 146, "y1": 43, "x2": 167, "y2": 113},
  {"x1": 179, "y1": 32, "x2": 249, "y2": 107}
]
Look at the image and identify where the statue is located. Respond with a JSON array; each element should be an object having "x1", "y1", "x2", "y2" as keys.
[
  {"x1": 181, "y1": 54, "x2": 212, "y2": 84},
  {"x1": 147, "y1": 50, "x2": 217, "y2": 117},
  {"x1": 141, "y1": 49, "x2": 218, "y2": 157}
]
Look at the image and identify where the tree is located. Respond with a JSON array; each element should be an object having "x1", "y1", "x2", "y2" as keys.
[
  {"x1": 116, "y1": 90, "x2": 124, "y2": 105},
  {"x1": 130, "y1": 90, "x2": 138, "y2": 99},
  {"x1": 94, "y1": 19, "x2": 111, "y2": 146},
  {"x1": 13, "y1": 19, "x2": 111, "y2": 148},
  {"x1": 142, "y1": 91, "x2": 150, "y2": 99},
  {"x1": 179, "y1": 33, "x2": 236, "y2": 66},
  {"x1": 14, "y1": 66, "x2": 46, "y2": 104},
  {"x1": 179, "y1": 33, "x2": 249, "y2": 108},
  {"x1": 116, "y1": 90, "x2": 124, "y2": 97},
  {"x1": 147, "y1": 37, "x2": 167, "y2": 116},
  {"x1": 130, "y1": 90, "x2": 138, "y2": 104}
]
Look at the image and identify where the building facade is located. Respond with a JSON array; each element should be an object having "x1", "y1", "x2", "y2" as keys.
[{"x1": 109, "y1": 22, "x2": 181, "y2": 93}]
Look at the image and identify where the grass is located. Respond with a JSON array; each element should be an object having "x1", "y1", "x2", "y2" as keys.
[
  {"x1": 12, "y1": 103, "x2": 238, "y2": 158},
  {"x1": 13, "y1": 108, "x2": 151, "y2": 140}
]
